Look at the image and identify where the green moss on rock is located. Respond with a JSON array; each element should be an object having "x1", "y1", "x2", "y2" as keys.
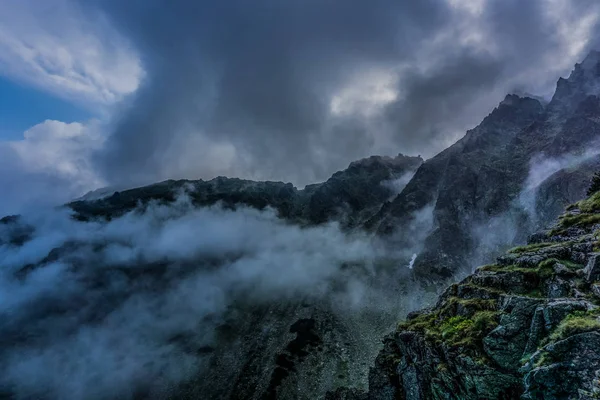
[
  {"x1": 548, "y1": 310, "x2": 600, "y2": 343},
  {"x1": 398, "y1": 307, "x2": 500, "y2": 351},
  {"x1": 558, "y1": 213, "x2": 600, "y2": 230},
  {"x1": 508, "y1": 242, "x2": 555, "y2": 254},
  {"x1": 577, "y1": 192, "x2": 600, "y2": 214}
]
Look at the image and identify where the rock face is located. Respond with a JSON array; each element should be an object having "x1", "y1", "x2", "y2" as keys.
[
  {"x1": 173, "y1": 302, "x2": 410, "y2": 400},
  {"x1": 334, "y1": 191, "x2": 600, "y2": 399},
  {"x1": 69, "y1": 154, "x2": 423, "y2": 228},
  {"x1": 368, "y1": 51, "x2": 600, "y2": 280}
]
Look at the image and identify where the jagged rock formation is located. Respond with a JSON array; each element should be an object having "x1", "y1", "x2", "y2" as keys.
[
  {"x1": 334, "y1": 191, "x2": 600, "y2": 399},
  {"x1": 69, "y1": 154, "x2": 423, "y2": 228},
  {"x1": 369, "y1": 51, "x2": 600, "y2": 280}
]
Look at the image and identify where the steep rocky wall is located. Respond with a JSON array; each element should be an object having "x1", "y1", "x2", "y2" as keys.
[{"x1": 334, "y1": 191, "x2": 600, "y2": 399}]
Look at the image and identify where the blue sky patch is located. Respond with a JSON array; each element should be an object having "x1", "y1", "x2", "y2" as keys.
[{"x1": 0, "y1": 76, "x2": 92, "y2": 141}]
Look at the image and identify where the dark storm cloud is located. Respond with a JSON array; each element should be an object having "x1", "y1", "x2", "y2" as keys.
[
  {"x1": 85, "y1": 0, "x2": 600, "y2": 187},
  {"x1": 381, "y1": 0, "x2": 600, "y2": 151},
  {"x1": 86, "y1": 0, "x2": 453, "y2": 185},
  {"x1": 383, "y1": 50, "x2": 506, "y2": 151}
]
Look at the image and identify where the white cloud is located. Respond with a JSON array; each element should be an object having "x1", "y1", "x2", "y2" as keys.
[
  {"x1": 0, "y1": 119, "x2": 105, "y2": 214},
  {"x1": 0, "y1": 0, "x2": 143, "y2": 106},
  {"x1": 381, "y1": 170, "x2": 417, "y2": 198},
  {"x1": 447, "y1": 0, "x2": 486, "y2": 15},
  {"x1": 329, "y1": 67, "x2": 399, "y2": 117}
]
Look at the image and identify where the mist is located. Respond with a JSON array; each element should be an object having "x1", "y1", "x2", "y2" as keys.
[
  {"x1": 0, "y1": 194, "x2": 427, "y2": 399},
  {"x1": 468, "y1": 144, "x2": 600, "y2": 271}
]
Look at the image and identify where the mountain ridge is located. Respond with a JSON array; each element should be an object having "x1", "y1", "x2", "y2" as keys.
[
  {"x1": 66, "y1": 51, "x2": 600, "y2": 284},
  {"x1": 68, "y1": 153, "x2": 423, "y2": 229}
]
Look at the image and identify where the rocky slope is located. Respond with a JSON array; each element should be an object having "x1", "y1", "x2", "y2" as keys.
[
  {"x1": 332, "y1": 191, "x2": 600, "y2": 399},
  {"x1": 369, "y1": 51, "x2": 600, "y2": 280}
]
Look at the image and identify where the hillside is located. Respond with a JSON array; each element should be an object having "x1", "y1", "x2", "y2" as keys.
[{"x1": 330, "y1": 191, "x2": 600, "y2": 399}]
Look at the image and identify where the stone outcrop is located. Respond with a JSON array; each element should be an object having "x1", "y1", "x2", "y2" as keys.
[{"x1": 333, "y1": 191, "x2": 600, "y2": 399}]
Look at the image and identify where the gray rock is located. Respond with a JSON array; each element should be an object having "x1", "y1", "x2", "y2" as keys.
[
  {"x1": 523, "y1": 299, "x2": 594, "y2": 356},
  {"x1": 545, "y1": 277, "x2": 572, "y2": 298},
  {"x1": 483, "y1": 296, "x2": 542, "y2": 370},
  {"x1": 523, "y1": 332, "x2": 600, "y2": 399},
  {"x1": 592, "y1": 284, "x2": 600, "y2": 299},
  {"x1": 553, "y1": 262, "x2": 573, "y2": 276},
  {"x1": 571, "y1": 251, "x2": 587, "y2": 264},
  {"x1": 585, "y1": 253, "x2": 600, "y2": 282}
]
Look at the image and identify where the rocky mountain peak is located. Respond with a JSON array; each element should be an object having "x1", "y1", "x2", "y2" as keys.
[
  {"x1": 550, "y1": 50, "x2": 600, "y2": 113},
  {"x1": 576, "y1": 49, "x2": 600, "y2": 75},
  {"x1": 499, "y1": 93, "x2": 536, "y2": 107},
  {"x1": 492, "y1": 93, "x2": 546, "y2": 122},
  {"x1": 346, "y1": 153, "x2": 423, "y2": 171},
  {"x1": 459, "y1": 93, "x2": 544, "y2": 151}
]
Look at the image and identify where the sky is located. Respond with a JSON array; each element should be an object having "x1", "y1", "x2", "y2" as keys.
[{"x1": 1, "y1": 0, "x2": 600, "y2": 215}]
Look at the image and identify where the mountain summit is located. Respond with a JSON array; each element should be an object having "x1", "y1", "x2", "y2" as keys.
[{"x1": 549, "y1": 50, "x2": 600, "y2": 115}]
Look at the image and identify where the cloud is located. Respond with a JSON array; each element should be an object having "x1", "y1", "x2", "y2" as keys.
[
  {"x1": 69, "y1": 0, "x2": 600, "y2": 189},
  {"x1": 468, "y1": 142, "x2": 600, "y2": 270},
  {"x1": 0, "y1": 0, "x2": 143, "y2": 107},
  {"x1": 0, "y1": 119, "x2": 104, "y2": 215},
  {"x1": 0, "y1": 196, "x2": 417, "y2": 399},
  {"x1": 519, "y1": 145, "x2": 600, "y2": 221},
  {"x1": 381, "y1": 170, "x2": 418, "y2": 198},
  {"x1": 2, "y1": 0, "x2": 599, "y2": 207}
]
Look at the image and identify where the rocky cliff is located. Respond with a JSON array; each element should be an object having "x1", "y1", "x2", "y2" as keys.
[
  {"x1": 331, "y1": 191, "x2": 600, "y2": 399},
  {"x1": 369, "y1": 51, "x2": 600, "y2": 281}
]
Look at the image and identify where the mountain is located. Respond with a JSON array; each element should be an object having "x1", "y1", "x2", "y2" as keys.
[
  {"x1": 369, "y1": 51, "x2": 600, "y2": 280},
  {"x1": 330, "y1": 190, "x2": 600, "y2": 399},
  {"x1": 3, "y1": 53, "x2": 600, "y2": 399},
  {"x1": 0, "y1": 154, "x2": 425, "y2": 400},
  {"x1": 70, "y1": 154, "x2": 423, "y2": 228},
  {"x1": 70, "y1": 52, "x2": 600, "y2": 285}
]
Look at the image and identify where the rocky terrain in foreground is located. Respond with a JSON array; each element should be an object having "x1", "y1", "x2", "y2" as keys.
[{"x1": 330, "y1": 191, "x2": 600, "y2": 399}]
